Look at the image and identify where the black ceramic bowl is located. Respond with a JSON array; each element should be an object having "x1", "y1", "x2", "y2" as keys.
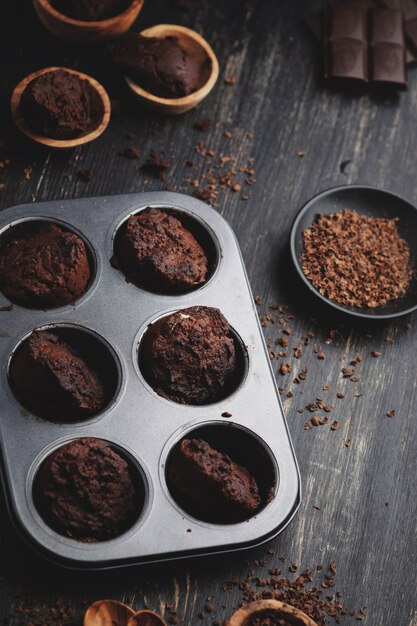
[{"x1": 290, "y1": 185, "x2": 417, "y2": 320}]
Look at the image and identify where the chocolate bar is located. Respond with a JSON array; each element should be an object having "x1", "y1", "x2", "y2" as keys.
[
  {"x1": 305, "y1": 0, "x2": 417, "y2": 68},
  {"x1": 324, "y1": 4, "x2": 407, "y2": 88}
]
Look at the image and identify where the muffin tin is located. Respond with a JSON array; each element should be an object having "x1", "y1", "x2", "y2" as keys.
[{"x1": 0, "y1": 191, "x2": 300, "y2": 569}]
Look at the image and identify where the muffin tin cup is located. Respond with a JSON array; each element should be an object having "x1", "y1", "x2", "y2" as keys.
[
  {"x1": 8, "y1": 323, "x2": 123, "y2": 423},
  {"x1": 0, "y1": 192, "x2": 300, "y2": 569}
]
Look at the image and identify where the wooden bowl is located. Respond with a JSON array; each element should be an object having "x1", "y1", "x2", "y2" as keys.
[
  {"x1": 84, "y1": 599, "x2": 134, "y2": 626},
  {"x1": 127, "y1": 610, "x2": 167, "y2": 626},
  {"x1": 11, "y1": 67, "x2": 111, "y2": 149},
  {"x1": 227, "y1": 600, "x2": 319, "y2": 626},
  {"x1": 32, "y1": 0, "x2": 145, "y2": 44},
  {"x1": 125, "y1": 24, "x2": 219, "y2": 115}
]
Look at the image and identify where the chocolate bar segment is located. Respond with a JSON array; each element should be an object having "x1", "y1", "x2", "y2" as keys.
[
  {"x1": 380, "y1": 0, "x2": 417, "y2": 20},
  {"x1": 371, "y1": 7, "x2": 406, "y2": 44},
  {"x1": 378, "y1": 0, "x2": 417, "y2": 58},
  {"x1": 405, "y1": 16, "x2": 417, "y2": 52},
  {"x1": 328, "y1": 3, "x2": 368, "y2": 40},
  {"x1": 305, "y1": 0, "x2": 417, "y2": 67},
  {"x1": 325, "y1": 4, "x2": 369, "y2": 83},
  {"x1": 370, "y1": 8, "x2": 407, "y2": 86}
]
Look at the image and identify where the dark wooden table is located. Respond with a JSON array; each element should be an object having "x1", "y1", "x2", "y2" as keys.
[{"x1": 0, "y1": 1, "x2": 416, "y2": 624}]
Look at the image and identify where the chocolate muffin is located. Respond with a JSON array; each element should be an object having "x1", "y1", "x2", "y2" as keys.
[
  {"x1": 52, "y1": 0, "x2": 130, "y2": 21},
  {"x1": 0, "y1": 223, "x2": 91, "y2": 308},
  {"x1": 113, "y1": 34, "x2": 201, "y2": 98},
  {"x1": 10, "y1": 330, "x2": 105, "y2": 421},
  {"x1": 117, "y1": 209, "x2": 208, "y2": 293},
  {"x1": 141, "y1": 306, "x2": 237, "y2": 404},
  {"x1": 19, "y1": 69, "x2": 103, "y2": 139},
  {"x1": 35, "y1": 438, "x2": 140, "y2": 541},
  {"x1": 168, "y1": 438, "x2": 261, "y2": 523}
]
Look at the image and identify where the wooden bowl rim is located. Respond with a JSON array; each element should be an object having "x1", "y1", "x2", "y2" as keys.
[
  {"x1": 124, "y1": 24, "x2": 220, "y2": 107},
  {"x1": 34, "y1": 0, "x2": 144, "y2": 27},
  {"x1": 127, "y1": 609, "x2": 167, "y2": 625},
  {"x1": 84, "y1": 599, "x2": 135, "y2": 626},
  {"x1": 227, "y1": 599, "x2": 319, "y2": 626},
  {"x1": 11, "y1": 66, "x2": 111, "y2": 149}
]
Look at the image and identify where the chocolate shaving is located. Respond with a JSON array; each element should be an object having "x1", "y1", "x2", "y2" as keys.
[{"x1": 301, "y1": 209, "x2": 412, "y2": 308}]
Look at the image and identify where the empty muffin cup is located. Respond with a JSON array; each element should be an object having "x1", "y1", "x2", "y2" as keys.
[
  {"x1": 165, "y1": 423, "x2": 277, "y2": 524},
  {"x1": 139, "y1": 306, "x2": 247, "y2": 405},
  {"x1": 9, "y1": 325, "x2": 121, "y2": 422},
  {"x1": 0, "y1": 218, "x2": 95, "y2": 309},
  {"x1": 112, "y1": 207, "x2": 219, "y2": 295},
  {"x1": 33, "y1": 437, "x2": 146, "y2": 542}
]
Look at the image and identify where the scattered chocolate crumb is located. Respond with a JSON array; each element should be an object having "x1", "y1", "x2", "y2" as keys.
[
  {"x1": 221, "y1": 412, "x2": 232, "y2": 418},
  {"x1": 193, "y1": 188, "x2": 215, "y2": 202},
  {"x1": 142, "y1": 150, "x2": 170, "y2": 180},
  {"x1": 11, "y1": 595, "x2": 77, "y2": 625},
  {"x1": 78, "y1": 168, "x2": 93, "y2": 181},
  {"x1": 313, "y1": 504, "x2": 321, "y2": 510},
  {"x1": 223, "y1": 130, "x2": 232, "y2": 139},
  {"x1": 297, "y1": 151, "x2": 306, "y2": 157},
  {"x1": 121, "y1": 146, "x2": 140, "y2": 159},
  {"x1": 279, "y1": 363, "x2": 292, "y2": 375},
  {"x1": 372, "y1": 351, "x2": 381, "y2": 358},
  {"x1": 336, "y1": 392, "x2": 345, "y2": 399},
  {"x1": 194, "y1": 118, "x2": 212, "y2": 132},
  {"x1": 224, "y1": 76, "x2": 236, "y2": 85},
  {"x1": 224, "y1": 560, "x2": 357, "y2": 625},
  {"x1": 277, "y1": 336, "x2": 289, "y2": 348},
  {"x1": 344, "y1": 439, "x2": 352, "y2": 447},
  {"x1": 331, "y1": 421, "x2": 340, "y2": 431},
  {"x1": 0, "y1": 304, "x2": 13, "y2": 312},
  {"x1": 386, "y1": 410, "x2": 395, "y2": 418},
  {"x1": 317, "y1": 351, "x2": 325, "y2": 360}
]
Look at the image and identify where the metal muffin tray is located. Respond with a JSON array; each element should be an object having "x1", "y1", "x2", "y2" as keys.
[{"x1": 0, "y1": 191, "x2": 300, "y2": 570}]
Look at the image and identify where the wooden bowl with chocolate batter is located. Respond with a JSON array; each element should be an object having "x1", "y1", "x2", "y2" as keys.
[
  {"x1": 32, "y1": 0, "x2": 144, "y2": 44},
  {"x1": 227, "y1": 600, "x2": 319, "y2": 626},
  {"x1": 123, "y1": 25, "x2": 219, "y2": 115},
  {"x1": 11, "y1": 67, "x2": 111, "y2": 149}
]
